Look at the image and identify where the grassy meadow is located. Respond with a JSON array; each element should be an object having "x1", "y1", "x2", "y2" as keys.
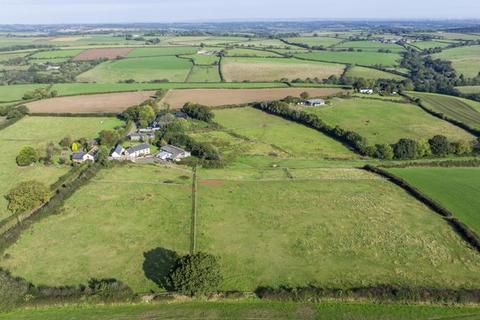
[
  {"x1": 333, "y1": 40, "x2": 406, "y2": 53},
  {"x1": 30, "y1": 49, "x2": 84, "y2": 59},
  {"x1": 433, "y1": 45, "x2": 480, "y2": 78},
  {"x1": 284, "y1": 36, "x2": 343, "y2": 47},
  {"x1": 186, "y1": 65, "x2": 221, "y2": 82},
  {"x1": 0, "y1": 116, "x2": 122, "y2": 221},
  {"x1": 126, "y1": 46, "x2": 198, "y2": 57},
  {"x1": 221, "y1": 57, "x2": 344, "y2": 82},
  {"x1": 345, "y1": 66, "x2": 405, "y2": 80},
  {"x1": 4, "y1": 301, "x2": 480, "y2": 320},
  {"x1": 76, "y1": 56, "x2": 193, "y2": 83},
  {"x1": 410, "y1": 91, "x2": 480, "y2": 130},
  {"x1": 305, "y1": 98, "x2": 474, "y2": 145},
  {"x1": 295, "y1": 50, "x2": 401, "y2": 67},
  {"x1": 213, "y1": 107, "x2": 357, "y2": 159},
  {"x1": 3, "y1": 166, "x2": 480, "y2": 293},
  {"x1": 0, "y1": 165, "x2": 192, "y2": 292},
  {"x1": 388, "y1": 167, "x2": 480, "y2": 234}
]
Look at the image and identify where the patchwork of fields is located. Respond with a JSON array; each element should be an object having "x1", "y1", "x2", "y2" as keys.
[{"x1": 433, "y1": 45, "x2": 480, "y2": 78}]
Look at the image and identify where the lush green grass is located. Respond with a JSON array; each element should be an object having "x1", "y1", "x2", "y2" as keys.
[
  {"x1": 305, "y1": 98, "x2": 474, "y2": 145},
  {"x1": 186, "y1": 66, "x2": 221, "y2": 82},
  {"x1": 181, "y1": 53, "x2": 219, "y2": 65},
  {"x1": 195, "y1": 167, "x2": 480, "y2": 291},
  {"x1": 334, "y1": 40, "x2": 406, "y2": 53},
  {"x1": 387, "y1": 167, "x2": 480, "y2": 235},
  {"x1": 0, "y1": 51, "x2": 34, "y2": 62},
  {"x1": 30, "y1": 49, "x2": 84, "y2": 59},
  {"x1": 295, "y1": 50, "x2": 401, "y2": 67},
  {"x1": 409, "y1": 91, "x2": 480, "y2": 130},
  {"x1": 76, "y1": 56, "x2": 193, "y2": 83},
  {"x1": 4, "y1": 165, "x2": 480, "y2": 293},
  {"x1": 0, "y1": 84, "x2": 46, "y2": 102},
  {"x1": 235, "y1": 38, "x2": 295, "y2": 48},
  {"x1": 213, "y1": 107, "x2": 357, "y2": 159},
  {"x1": 3, "y1": 301, "x2": 480, "y2": 320},
  {"x1": 345, "y1": 66, "x2": 405, "y2": 80},
  {"x1": 457, "y1": 85, "x2": 480, "y2": 94},
  {"x1": 224, "y1": 48, "x2": 283, "y2": 57},
  {"x1": 410, "y1": 40, "x2": 455, "y2": 50},
  {"x1": 0, "y1": 165, "x2": 192, "y2": 292},
  {"x1": 221, "y1": 57, "x2": 345, "y2": 82},
  {"x1": 126, "y1": 46, "x2": 198, "y2": 57},
  {"x1": 433, "y1": 45, "x2": 480, "y2": 78},
  {"x1": 284, "y1": 36, "x2": 343, "y2": 47},
  {"x1": 0, "y1": 116, "x2": 122, "y2": 221}
]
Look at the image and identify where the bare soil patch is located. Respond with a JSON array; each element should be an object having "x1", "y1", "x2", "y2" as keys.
[
  {"x1": 26, "y1": 91, "x2": 155, "y2": 114},
  {"x1": 161, "y1": 88, "x2": 346, "y2": 108},
  {"x1": 72, "y1": 48, "x2": 134, "y2": 61}
]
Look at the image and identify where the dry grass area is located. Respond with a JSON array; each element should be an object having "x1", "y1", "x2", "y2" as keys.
[
  {"x1": 26, "y1": 91, "x2": 155, "y2": 113},
  {"x1": 50, "y1": 36, "x2": 83, "y2": 42},
  {"x1": 72, "y1": 47, "x2": 134, "y2": 61},
  {"x1": 222, "y1": 58, "x2": 344, "y2": 82},
  {"x1": 161, "y1": 88, "x2": 346, "y2": 108}
]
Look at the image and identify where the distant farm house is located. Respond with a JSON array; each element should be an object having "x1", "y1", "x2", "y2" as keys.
[
  {"x1": 156, "y1": 145, "x2": 191, "y2": 162},
  {"x1": 298, "y1": 98, "x2": 325, "y2": 107},
  {"x1": 359, "y1": 88, "x2": 374, "y2": 94}
]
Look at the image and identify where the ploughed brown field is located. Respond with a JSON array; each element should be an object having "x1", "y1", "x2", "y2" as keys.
[
  {"x1": 72, "y1": 48, "x2": 134, "y2": 61},
  {"x1": 161, "y1": 87, "x2": 346, "y2": 108},
  {"x1": 26, "y1": 91, "x2": 155, "y2": 113}
]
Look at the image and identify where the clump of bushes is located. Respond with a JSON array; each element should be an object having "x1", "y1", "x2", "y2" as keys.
[
  {"x1": 181, "y1": 103, "x2": 214, "y2": 122},
  {"x1": 16, "y1": 146, "x2": 39, "y2": 166}
]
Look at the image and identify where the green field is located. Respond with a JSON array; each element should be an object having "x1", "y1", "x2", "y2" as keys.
[
  {"x1": 186, "y1": 65, "x2": 221, "y2": 82},
  {"x1": 0, "y1": 165, "x2": 192, "y2": 292},
  {"x1": 182, "y1": 53, "x2": 219, "y2": 65},
  {"x1": 433, "y1": 45, "x2": 480, "y2": 78},
  {"x1": 387, "y1": 167, "x2": 480, "y2": 235},
  {"x1": 305, "y1": 98, "x2": 474, "y2": 145},
  {"x1": 221, "y1": 57, "x2": 344, "y2": 82},
  {"x1": 76, "y1": 56, "x2": 193, "y2": 83},
  {"x1": 457, "y1": 85, "x2": 480, "y2": 94},
  {"x1": 344, "y1": 66, "x2": 405, "y2": 80},
  {"x1": 3, "y1": 165, "x2": 480, "y2": 293},
  {"x1": 284, "y1": 36, "x2": 343, "y2": 47},
  {"x1": 333, "y1": 40, "x2": 406, "y2": 53},
  {"x1": 409, "y1": 91, "x2": 480, "y2": 130},
  {"x1": 213, "y1": 107, "x2": 356, "y2": 159},
  {"x1": 295, "y1": 50, "x2": 401, "y2": 67},
  {"x1": 126, "y1": 46, "x2": 198, "y2": 57},
  {"x1": 30, "y1": 49, "x2": 84, "y2": 59},
  {"x1": 410, "y1": 40, "x2": 455, "y2": 50},
  {"x1": 3, "y1": 301, "x2": 480, "y2": 320},
  {"x1": 0, "y1": 116, "x2": 123, "y2": 221},
  {"x1": 224, "y1": 48, "x2": 283, "y2": 57}
]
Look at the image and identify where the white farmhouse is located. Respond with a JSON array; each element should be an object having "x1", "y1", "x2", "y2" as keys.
[
  {"x1": 111, "y1": 144, "x2": 125, "y2": 159},
  {"x1": 156, "y1": 145, "x2": 191, "y2": 162},
  {"x1": 125, "y1": 143, "x2": 151, "y2": 158},
  {"x1": 71, "y1": 151, "x2": 95, "y2": 163}
]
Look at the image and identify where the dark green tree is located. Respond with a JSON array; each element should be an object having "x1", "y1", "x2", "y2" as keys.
[
  {"x1": 393, "y1": 139, "x2": 418, "y2": 160},
  {"x1": 167, "y1": 252, "x2": 222, "y2": 296},
  {"x1": 16, "y1": 146, "x2": 39, "y2": 166},
  {"x1": 428, "y1": 135, "x2": 451, "y2": 156}
]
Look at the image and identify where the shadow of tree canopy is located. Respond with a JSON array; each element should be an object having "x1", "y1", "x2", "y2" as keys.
[{"x1": 143, "y1": 247, "x2": 179, "y2": 290}]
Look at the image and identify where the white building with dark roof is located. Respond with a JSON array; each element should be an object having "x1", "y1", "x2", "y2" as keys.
[{"x1": 125, "y1": 143, "x2": 151, "y2": 158}]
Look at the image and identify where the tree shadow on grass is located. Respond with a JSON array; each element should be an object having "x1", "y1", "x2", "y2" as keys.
[{"x1": 143, "y1": 247, "x2": 179, "y2": 290}]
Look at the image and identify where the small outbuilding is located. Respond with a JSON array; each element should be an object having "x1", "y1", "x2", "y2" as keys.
[
  {"x1": 359, "y1": 88, "x2": 374, "y2": 94},
  {"x1": 111, "y1": 144, "x2": 125, "y2": 159},
  {"x1": 304, "y1": 98, "x2": 325, "y2": 107}
]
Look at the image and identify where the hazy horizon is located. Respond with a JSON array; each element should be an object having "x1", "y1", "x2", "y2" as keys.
[{"x1": 0, "y1": 0, "x2": 478, "y2": 24}]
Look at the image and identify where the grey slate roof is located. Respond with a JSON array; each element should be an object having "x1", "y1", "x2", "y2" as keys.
[
  {"x1": 72, "y1": 151, "x2": 86, "y2": 160},
  {"x1": 126, "y1": 143, "x2": 150, "y2": 154},
  {"x1": 113, "y1": 144, "x2": 124, "y2": 155},
  {"x1": 306, "y1": 98, "x2": 325, "y2": 104}
]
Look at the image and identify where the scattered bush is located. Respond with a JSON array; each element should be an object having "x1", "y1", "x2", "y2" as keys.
[
  {"x1": 428, "y1": 135, "x2": 451, "y2": 156},
  {"x1": 5, "y1": 180, "x2": 50, "y2": 214},
  {"x1": 392, "y1": 139, "x2": 418, "y2": 160},
  {"x1": 181, "y1": 103, "x2": 214, "y2": 122}
]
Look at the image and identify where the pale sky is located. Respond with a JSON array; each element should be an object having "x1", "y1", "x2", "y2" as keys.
[{"x1": 0, "y1": 0, "x2": 478, "y2": 24}]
